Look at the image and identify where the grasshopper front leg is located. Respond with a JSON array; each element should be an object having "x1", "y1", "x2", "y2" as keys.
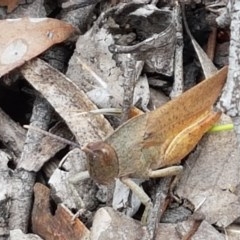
[{"x1": 120, "y1": 177, "x2": 153, "y2": 224}]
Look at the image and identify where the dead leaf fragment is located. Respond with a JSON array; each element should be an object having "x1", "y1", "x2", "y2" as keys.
[
  {"x1": 91, "y1": 207, "x2": 145, "y2": 240},
  {"x1": 32, "y1": 183, "x2": 90, "y2": 240},
  {"x1": 0, "y1": 0, "x2": 19, "y2": 12},
  {"x1": 0, "y1": 18, "x2": 76, "y2": 77},
  {"x1": 226, "y1": 224, "x2": 240, "y2": 240},
  {"x1": 9, "y1": 229, "x2": 43, "y2": 240},
  {"x1": 174, "y1": 220, "x2": 225, "y2": 239},
  {"x1": 191, "y1": 220, "x2": 225, "y2": 240}
]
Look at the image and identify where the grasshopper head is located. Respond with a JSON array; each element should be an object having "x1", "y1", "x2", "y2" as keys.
[{"x1": 82, "y1": 141, "x2": 119, "y2": 185}]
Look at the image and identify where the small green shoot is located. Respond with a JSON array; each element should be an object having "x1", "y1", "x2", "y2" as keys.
[{"x1": 209, "y1": 123, "x2": 234, "y2": 133}]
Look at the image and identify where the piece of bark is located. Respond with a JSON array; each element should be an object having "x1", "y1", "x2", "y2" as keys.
[
  {"x1": 217, "y1": 1, "x2": 240, "y2": 143},
  {"x1": 18, "y1": 122, "x2": 73, "y2": 172},
  {"x1": 214, "y1": 42, "x2": 229, "y2": 66},
  {"x1": 120, "y1": 56, "x2": 137, "y2": 122},
  {"x1": 91, "y1": 207, "x2": 193, "y2": 240},
  {"x1": 170, "y1": 2, "x2": 184, "y2": 98},
  {"x1": 90, "y1": 207, "x2": 146, "y2": 240},
  {"x1": 10, "y1": 97, "x2": 53, "y2": 233},
  {"x1": 175, "y1": 219, "x2": 225, "y2": 239},
  {"x1": 17, "y1": 97, "x2": 53, "y2": 170},
  {"x1": 155, "y1": 223, "x2": 180, "y2": 240},
  {"x1": 161, "y1": 205, "x2": 192, "y2": 223},
  {"x1": 0, "y1": 151, "x2": 12, "y2": 238},
  {"x1": 7, "y1": 0, "x2": 46, "y2": 18},
  {"x1": 8, "y1": 169, "x2": 36, "y2": 232},
  {"x1": 191, "y1": 220, "x2": 225, "y2": 240},
  {"x1": 49, "y1": 149, "x2": 99, "y2": 211},
  {"x1": 61, "y1": 0, "x2": 102, "y2": 10},
  {"x1": 0, "y1": 107, "x2": 25, "y2": 159},
  {"x1": 216, "y1": 1, "x2": 231, "y2": 28},
  {"x1": 226, "y1": 224, "x2": 240, "y2": 240},
  {"x1": 143, "y1": 178, "x2": 172, "y2": 240},
  {"x1": 218, "y1": 0, "x2": 240, "y2": 117},
  {"x1": 0, "y1": 149, "x2": 36, "y2": 235},
  {"x1": 32, "y1": 183, "x2": 90, "y2": 240},
  {"x1": 175, "y1": 219, "x2": 200, "y2": 239},
  {"x1": 176, "y1": 114, "x2": 240, "y2": 227},
  {"x1": 9, "y1": 229, "x2": 43, "y2": 240},
  {"x1": 60, "y1": 4, "x2": 96, "y2": 32}
]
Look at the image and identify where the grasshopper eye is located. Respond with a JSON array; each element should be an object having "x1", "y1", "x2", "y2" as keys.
[{"x1": 82, "y1": 141, "x2": 119, "y2": 185}]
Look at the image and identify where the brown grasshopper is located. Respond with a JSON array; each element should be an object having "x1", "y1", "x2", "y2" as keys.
[
  {"x1": 25, "y1": 66, "x2": 228, "y2": 224},
  {"x1": 80, "y1": 66, "x2": 228, "y2": 223}
]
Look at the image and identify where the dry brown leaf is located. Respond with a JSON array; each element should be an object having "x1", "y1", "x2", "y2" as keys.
[
  {"x1": 32, "y1": 183, "x2": 90, "y2": 240},
  {"x1": 0, "y1": 0, "x2": 19, "y2": 13},
  {"x1": 0, "y1": 18, "x2": 76, "y2": 77}
]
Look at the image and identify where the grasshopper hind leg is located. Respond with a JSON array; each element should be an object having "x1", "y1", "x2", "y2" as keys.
[{"x1": 148, "y1": 165, "x2": 183, "y2": 178}]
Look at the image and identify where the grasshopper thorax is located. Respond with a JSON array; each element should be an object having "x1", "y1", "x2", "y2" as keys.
[{"x1": 82, "y1": 141, "x2": 119, "y2": 185}]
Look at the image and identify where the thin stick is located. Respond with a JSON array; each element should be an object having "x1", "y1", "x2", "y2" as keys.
[
  {"x1": 143, "y1": 178, "x2": 172, "y2": 240},
  {"x1": 170, "y1": 1, "x2": 184, "y2": 98}
]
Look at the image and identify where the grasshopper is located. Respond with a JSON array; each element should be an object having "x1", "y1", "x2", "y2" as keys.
[
  {"x1": 79, "y1": 66, "x2": 228, "y2": 223},
  {"x1": 25, "y1": 66, "x2": 228, "y2": 224}
]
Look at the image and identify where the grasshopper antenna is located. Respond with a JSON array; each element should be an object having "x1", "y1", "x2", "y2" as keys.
[{"x1": 24, "y1": 125, "x2": 80, "y2": 148}]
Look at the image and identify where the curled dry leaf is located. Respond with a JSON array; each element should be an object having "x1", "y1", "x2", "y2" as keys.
[
  {"x1": 32, "y1": 183, "x2": 90, "y2": 240},
  {"x1": 0, "y1": 0, "x2": 19, "y2": 13},
  {"x1": 67, "y1": 3, "x2": 175, "y2": 110},
  {"x1": 0, "y1": 18, "x2": 76, "y2": 77}
]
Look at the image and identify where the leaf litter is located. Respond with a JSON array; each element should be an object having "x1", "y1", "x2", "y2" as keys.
[{"x1": 0, "y1": 1, "x2": 239, "y2": 239}]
